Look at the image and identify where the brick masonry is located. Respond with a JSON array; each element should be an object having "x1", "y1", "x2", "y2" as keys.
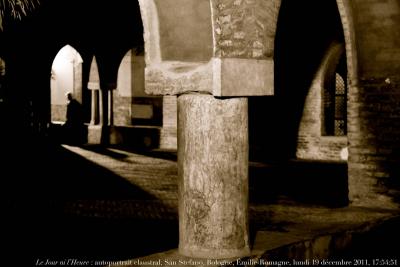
[
  {"x1": 211, "y1": 0, "x2": 281, "y2": 59},
  {"x1": 348, "y1": 78, "x2": 400, "y2": 208}
]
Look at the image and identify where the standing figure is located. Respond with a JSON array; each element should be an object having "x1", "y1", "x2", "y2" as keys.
[{"x1": 64, "y1": 92, "x2": 84, "y2": 144}]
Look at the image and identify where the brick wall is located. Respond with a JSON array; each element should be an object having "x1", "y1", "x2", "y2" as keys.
[{"x1": 348, "y1": 78, "x2": 400, "y2": 208}]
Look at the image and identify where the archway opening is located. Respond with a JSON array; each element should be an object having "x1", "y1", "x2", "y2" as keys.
[
  {"x1": 50, "y1": 45, "x2": 83, "y2": 123},
  {"x1": 249, "y1": 0, "x2": 349, "y2": 207}
]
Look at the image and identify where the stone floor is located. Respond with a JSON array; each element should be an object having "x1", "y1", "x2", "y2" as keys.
[{"x1": 4, "y1": 143, "x2": 400, "y2": 266}]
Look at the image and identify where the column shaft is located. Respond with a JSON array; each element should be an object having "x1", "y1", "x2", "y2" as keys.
[
  {"x1": 99, "y1": 90, "x2": 107, "y2": 126},
  {"x1": 178, "y1": 94, "x2": 249, "y2": 259},
  {"x1": 108, "y1": 90, "x2": 114, "y2": 126},
  {"x1": 90, "y1": 90, "x2": 98, "y2": 125}
]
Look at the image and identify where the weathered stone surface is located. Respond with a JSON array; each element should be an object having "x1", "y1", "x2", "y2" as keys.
[
  {"x1": 145, "y1": 58, "x2": 273, "y2": 96},
  {"x1": 211, "y1": 0, "x2": 281, "y2": 59},
  {"x1": 178, "y1": 94, "x2": 249, "y2": 258},
  {"x1": 145, "y1": 62, "x2": 213, "y2": 96}
]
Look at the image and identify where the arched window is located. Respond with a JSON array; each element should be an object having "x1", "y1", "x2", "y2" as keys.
[{"x1": 323, "y1": 52, "x2": 347, "y2": 136}]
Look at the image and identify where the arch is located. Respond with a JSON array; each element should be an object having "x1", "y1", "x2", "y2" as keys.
[
  {"x1": 115, "y1": 48, "x2": 160, "y2": 127},
  {"x1": 50, "y1": 45, "x2": 83, "y2": 122},
  {"x1": 335, "y1": 0, "x2": 358, "y2": 86},
  {"x1": 137, "y1": 0, "x2": 162, "y2": 64},
  {"x1": 296, "y1": 42, "x2": 348, "y2": 161},
  {"x1": 321, "y1": 44, "x2": 347, "y2": 137},
  {"x1": 138, "y1": 0, "x2": 283, "y2": 64},
  {"x1": 115, "y1": 48, "x2": 166, "y2": 127}
]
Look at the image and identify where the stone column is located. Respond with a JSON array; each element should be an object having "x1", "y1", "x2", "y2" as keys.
[
  {"x1": 108, "y1": 90, "x2": 114, "y2": 126},
  {"x1": 178, "y1": 94, "x2": 249, "y2": 259},
  {"x1": 87, "y1": 55, "x2": 103, "y2": 144},
  {"x1": 99, "y1": 89, "x2": 106, "y2": 126},
  {"x1": 90, "y1": 90, "x2": 98, "y2": 125}
]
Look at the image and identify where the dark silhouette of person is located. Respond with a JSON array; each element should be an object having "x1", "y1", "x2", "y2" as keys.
[{"x1": 63, "y1": 92, "x2": 84, "y2": 144}]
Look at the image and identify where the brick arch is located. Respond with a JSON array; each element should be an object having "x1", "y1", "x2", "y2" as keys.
[{"x1": 335, "y1": 0, "x2": 358, "y2": 86}]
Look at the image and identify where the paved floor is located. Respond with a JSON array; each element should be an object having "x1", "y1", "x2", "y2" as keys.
[{"x1": 4, "y1": 143, "x2": 400, "y2": 266}]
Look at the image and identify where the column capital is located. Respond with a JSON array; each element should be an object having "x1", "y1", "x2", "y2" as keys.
[
  {"x1": 145, "y1": 57, "x2": 274, "y2": 97},
  {"x1": 88, "y1": 56, "x2": 100, "y2": 90}
]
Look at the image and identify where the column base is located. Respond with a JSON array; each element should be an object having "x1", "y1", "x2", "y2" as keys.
[
  {"x1": 87, "y1": 125, "x2": 103, "y2": 144},
  {"x1": 179, "y1": 246, "x2": 250, "y2": 259}
]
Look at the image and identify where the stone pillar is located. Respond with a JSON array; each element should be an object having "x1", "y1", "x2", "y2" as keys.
[
  {"x1": 87, "y1": 56, "x2": 103, "y2": 144},
  {"x1": 108, "y1": 90, "x2": 114, "y2": 126},
  {"x1": 178, "y1": 94, "x2": 250, "y2": 259},
  {"x1": 90, "y1": 90, "x2": 99, "y2": 125},
  {"x1": 99, "y1": 89, "x2": 108, "y2": 126}
]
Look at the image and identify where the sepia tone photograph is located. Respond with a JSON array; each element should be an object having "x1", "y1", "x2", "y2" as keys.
[{"x1": 1, "y1": 0, "x2": 400, "y2": 266}]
